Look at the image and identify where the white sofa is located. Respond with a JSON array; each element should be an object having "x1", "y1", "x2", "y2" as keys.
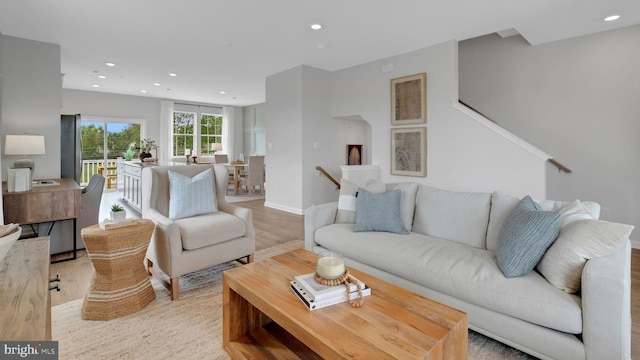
[{"x1": 304, "y1": 182, "x2": 632, "y2": 360}]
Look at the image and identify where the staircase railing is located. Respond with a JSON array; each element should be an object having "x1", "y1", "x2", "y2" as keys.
[
  {"x1": 455, "y1": 100, "x2": 572, "y2": 174},
  {"x1": 316, "y1": 166, "x2": 340, "y2": 189}
]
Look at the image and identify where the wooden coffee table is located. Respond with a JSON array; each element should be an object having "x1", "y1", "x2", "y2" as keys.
[{"x1": 223, "y1": 248, "x2": 467, "y2": 359}]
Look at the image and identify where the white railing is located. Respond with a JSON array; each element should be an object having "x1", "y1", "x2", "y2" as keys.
[{"x1": 81, "y1": 159, "x2": 119, "y2": 186}]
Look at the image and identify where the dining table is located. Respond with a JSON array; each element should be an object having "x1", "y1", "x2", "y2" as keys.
[{"x1": 225, "y1": 162, "x2": 248, "y2": 196}]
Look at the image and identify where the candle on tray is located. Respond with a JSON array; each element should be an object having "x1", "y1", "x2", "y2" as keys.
[
  {"x1": 316, "y1": 251, "x2": 345, "y2": 280},
  {"x1": 185, "y1": 149, "x2": 191, "y2": 155}
]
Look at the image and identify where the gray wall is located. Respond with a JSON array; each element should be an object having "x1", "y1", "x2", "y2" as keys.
[
  {"x1": 459, "y1": 25, "x2": 640, "y2": 241},
  {"x1": 0, "y1": 35, "x2": 61, "y2": 181}
]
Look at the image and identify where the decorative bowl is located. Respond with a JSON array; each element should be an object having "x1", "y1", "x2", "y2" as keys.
[{"x1": 0, "y1": 227, "x2": 22, "y2": 264}]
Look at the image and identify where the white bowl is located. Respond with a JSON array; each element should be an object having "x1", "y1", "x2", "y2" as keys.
[{"x1": 0, "y1": 227, "x2": 22, "y2": 264}]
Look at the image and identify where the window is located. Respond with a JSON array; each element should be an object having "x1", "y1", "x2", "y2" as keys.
[
  {"x1": 172, "y1": 112, "x2": 195, "y2": 156},
  {"x1": 201, "y1": 114, "x2": 222, "y2": 156},
  {"x1": 172, "y1": 106, "x2": 224, "y2": 157}
]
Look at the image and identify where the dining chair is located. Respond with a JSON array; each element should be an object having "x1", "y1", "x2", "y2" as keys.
[
  {"x1": 214, "y1": 154, "x2": 229, "y2": 164},
  {"x1": 238, "y1": 155, "x2": 265, "y2": 195}
]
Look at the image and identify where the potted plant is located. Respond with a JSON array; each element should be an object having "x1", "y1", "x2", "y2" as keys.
[
  {"x1": 110, "y1": 203, "x2": 126, "y2": 222},
  {"x1": 124, "y1": 142, "x2": 135, "y2": 161},
  {"x1": 139, "y1": 138, "x2": 158, "y2": 162}
]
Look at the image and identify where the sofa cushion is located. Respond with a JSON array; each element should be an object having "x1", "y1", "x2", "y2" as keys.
[
  {"x1": 177, "y1": 212, "x2": 247, "y2": 250},
  {"x1": 315, "y1": 223, "x2": 582, "y2": 334},
  {"x1": 486, "y1": 191, "x2": 520, "y2": 251},
  {"x1": 354, "y1": 189, "x2": 408, "y2": 235},
  {"x1": 413, "y1": 185, "x2": 491, "y2": 248},
  {"x1": 385, "y1": 182, "x2": 418, "y2": 232},
  {"x1": 335, "y1": 178, "x2": 358, "y2": 224},
  {"x1": 168, "y1": 168, "x2": 217, "y2": 220},
  {"x1": 497, "y1": 196, "x2": 561, "y2": 278},
  {"x1": 537, "y1": 219, "x2": 634, "y2": 293}
]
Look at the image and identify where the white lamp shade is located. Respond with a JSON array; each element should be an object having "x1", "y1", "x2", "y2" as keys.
[
  {"x1": 211, "y1": 143, "x2": 222, "y2": 151},
  {"x1": 4, "y1": 135, "x2": 46, "y2": 155}
]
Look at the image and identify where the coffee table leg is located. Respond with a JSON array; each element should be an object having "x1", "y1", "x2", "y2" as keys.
[{"x1": 223, "y1": 274, "x2": 272, "y2": 358}]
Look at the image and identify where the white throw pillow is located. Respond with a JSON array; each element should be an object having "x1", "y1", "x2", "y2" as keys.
[
  {"x1": 537, "y1": 219, "x2": 634, "y2": 293},
  {"x1": 168, "y1": 168, "x2": 217, "y2": 220},
  {"x1": 537, "y1": 198, "x2": 601, "y2": 220},
  {"x1": 335, "y1": 178, "x2": 358, "y2": 224},
  {"x1": 363, "y1": 179, "x2": 386, "y2": 194},
  {"x1": 558, "y1": 199, "x2": 595, "y2": 228},
  {"x1": 413, "y1": 185, "x2": 491, "y2": 248}
]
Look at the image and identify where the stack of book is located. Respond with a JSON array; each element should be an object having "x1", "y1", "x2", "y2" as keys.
[{"x1": 290, "y1": 273, "x2": 371, "y2": 310}]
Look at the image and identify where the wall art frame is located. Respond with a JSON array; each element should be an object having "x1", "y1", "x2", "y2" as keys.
[
  {"x1": 390, "y1": 127, "x2": 427, "y2": 177},
  {"x1": 390, "y1": 72, "x2": 427, "y2": 125}
]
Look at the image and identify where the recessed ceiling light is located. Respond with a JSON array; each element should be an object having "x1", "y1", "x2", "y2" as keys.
[
  {"x1": 219, "y1": 91, "x2": 227, "y2": 94},
  {"x1": 153, "y1": 82, "x2": 161, "y2": 86},
  {"x1": 91, "y1": 84, "x2": 99, "y2": 88},
  {"x1": 140, "y1": 90, "x2": 148, "y2": 93},
  {"x1": 310, "y1": 24, "x2": 322, "y2": 30},
  {"x1": 97, "y1": 75, "x2": 107, "y2": 79},
  {"x1": 168, "y1": 72, "x2": 178, "y2": 77},
  {"x1": 105, "y1": 62, "x2": 116, "y2": 67},
  {"x1": 604, "y1": 15, "x2": 620, "y2": 22}
]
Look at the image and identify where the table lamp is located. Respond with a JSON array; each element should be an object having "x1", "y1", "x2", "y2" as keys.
[
  {"x1": 4, "y1": 134, "x2": 46, "y2": 175},
  {"x1": 210, "y1": 143, "x2": 222, "y2": 153}
]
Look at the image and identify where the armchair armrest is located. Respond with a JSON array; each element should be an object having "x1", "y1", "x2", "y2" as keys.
[
  {"x1": 219, "y1": 203, "x2": 255, "y2": 240},
  {"x1": 145, "y1": 208, "x2": 183, "y2": 271},
  {"x1": 581, "y1": 240, "x2": 631, "y2": 360},
  {"x1": 304, "y1": 202, "x2": 338, "y2": 251}
]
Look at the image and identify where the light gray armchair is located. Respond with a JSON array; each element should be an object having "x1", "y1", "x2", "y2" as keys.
[
  {"x1": 141, "y1": 164, "x2": 255, "y2": 300},
  {"x1": 76, "y1": 174, "x2": 105, "y2": 249}
]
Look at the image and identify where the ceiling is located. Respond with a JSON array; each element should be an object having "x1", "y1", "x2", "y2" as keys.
[{"x1": 0, "y1": 0, "x2": 638, "y2": 107}]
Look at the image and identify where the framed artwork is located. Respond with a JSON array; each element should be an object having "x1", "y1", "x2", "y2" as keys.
[
  {"x1": 390, "y1": 72, "x2": 426, "y2": 125},
  {"x1": 391, "y1": 127, "x2": 427, "y2": 177},
  {"x1": 347, "y1": 144, "x2": 362, "y2": 165}
]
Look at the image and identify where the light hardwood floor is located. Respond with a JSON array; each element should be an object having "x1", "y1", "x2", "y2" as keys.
[{"x1": 49, "y1": 200, "x2": 640, "y2": 357}]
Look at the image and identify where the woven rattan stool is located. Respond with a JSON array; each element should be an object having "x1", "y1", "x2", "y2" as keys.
[{"x1": 81, "y1": 219, "x2": 156, "y2": 320}]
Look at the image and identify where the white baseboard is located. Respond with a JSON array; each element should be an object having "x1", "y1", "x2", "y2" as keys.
[
  {"x1": 264, "y1": 202, "x2": 304, "y2": 215},
  {"x1": 631, "y1": 239, "x2": 640, "y2": 249}
]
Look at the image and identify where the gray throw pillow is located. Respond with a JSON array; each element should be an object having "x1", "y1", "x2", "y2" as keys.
[
  {"x1": 354, "y1": 189, "x2": 408, "y2": 235},
  {"x1": 497, "y1": 196, "x2": 561, "y2": 278}
]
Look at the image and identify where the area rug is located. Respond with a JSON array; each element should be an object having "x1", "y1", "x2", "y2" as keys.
[{"x1": 52, "y1": 240, "x2": 534, "y2": 359}]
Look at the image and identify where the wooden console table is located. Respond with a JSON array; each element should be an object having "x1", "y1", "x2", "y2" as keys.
[
  {"x1": 0, "y1": 237, "x2": 51, "y2": 340},
  {"x1": 2, "y1": 178, "x2": 81, "y2": 261}
]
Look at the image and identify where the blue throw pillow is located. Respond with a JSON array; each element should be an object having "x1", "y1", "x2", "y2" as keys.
[
  {"x1": 168, "y1": 168, "x2": 217, "y2": 220},
  {"x1": 497, "y1": 196, "x2": 561, "y2": 277},
  {"x1": 354, "y1": 189, "x2": 408, "y2": 235}
]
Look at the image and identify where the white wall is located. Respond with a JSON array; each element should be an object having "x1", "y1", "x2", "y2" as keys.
[
  {"x1": 0, "y1": 35, "x2": 61, "y2": 181},
  {"x1": 62, "y1": 89, "x2": 244, "y2": 163},
  {"x1": 264, "y1": 40, "x2": 549, "y2": 214},
  {"x1": 300, "y1": 66, "x2": 342, "y2": 209},
  {"x1": 459, "y1": 25, "x2": 640, "y2": 239},
  {"x1": 331, "y1": 40, "x2": 546, "y2": 198},
  {"x1": 265, "y1": 65, "x2": 345, "y2": 214},
  {"x1": 0, "y1": 34, "x2": 4, "y2": 224},
  {"x1": 62, "y1": 89, "x2": 162, "y2": 154},
  {"x1": 265, "y1": 67, "x2": 304, "y2": 213}
]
